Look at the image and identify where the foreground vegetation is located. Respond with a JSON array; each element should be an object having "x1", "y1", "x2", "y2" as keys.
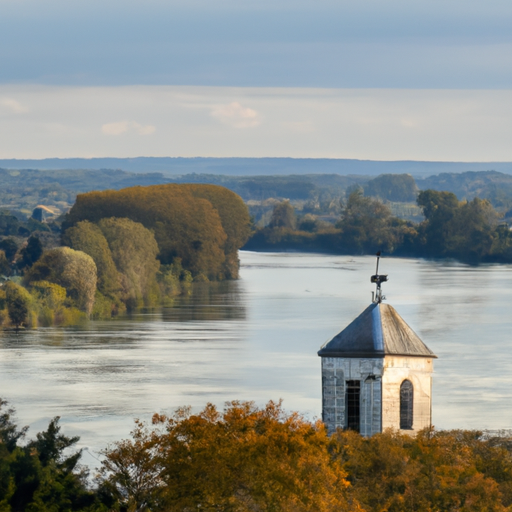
[{"x1": 2, "y1": 398, "x2": 512, "y2": 511}]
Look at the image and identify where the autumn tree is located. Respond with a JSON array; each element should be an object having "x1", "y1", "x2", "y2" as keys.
[
  {"x1": 0, "y1": 250, "x2": 10, "y2": 276},
  {"x1": 26, "y1": 247, "x2": 97, "y2": 315},
  {"x1": 100, "y1": 401, "x2": 355, "y2": 512},
  {"x1": 4, "y1": 281, "x2": 31, "y2": 330},
  {"x1": 62, "y1": 220, "x2": 121, "y2": 296},
  {"x1": 98, "y1": 217, "x2": 160, "y2": 308},
  {"x1": 63, "y1": 184, "x2": 250, "y2": 280},
  {"x1": 182, "y1": 184, "x2": 252, "y2": 278},
  {"x1": 331, "y1": 428, "x2": 512, "y2": 512}
]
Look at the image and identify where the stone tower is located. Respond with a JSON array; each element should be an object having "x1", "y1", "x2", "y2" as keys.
[{"x1": 318, "y1": 258, "x2": 436, "y2": 436}]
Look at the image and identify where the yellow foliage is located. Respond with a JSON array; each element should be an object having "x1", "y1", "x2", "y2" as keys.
[
  {"x1": 56, "y1": 307, "x2": 87, "y2": 326},
  {"x1": 101, "y1": 401, "x2": 354, "y2": 511}
]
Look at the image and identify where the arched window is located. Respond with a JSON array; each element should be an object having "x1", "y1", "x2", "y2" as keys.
[{"x1": 400, "y1": 380, "x2": 414, "y2": 429}]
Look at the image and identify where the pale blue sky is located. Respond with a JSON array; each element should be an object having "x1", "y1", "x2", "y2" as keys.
[
  {"x1": 2, "y1": 0, "x2": 511, "y2": 88},
  {"x1": 0, "y1": 1, "x2": 511, "y2": 159}
]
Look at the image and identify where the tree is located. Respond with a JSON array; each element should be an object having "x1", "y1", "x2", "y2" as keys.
[
  {"x1": 417, "y1": 190, "x2": 499, "y2": 262},
  {"x1": 26, "y1": 247, "x2": 97, "y2": 315},
  {"x1": 268, "y1": 200, "x2": 297, "y2": 229},
  {"x1": 0, "y1": 250, "x2": 10, "y2": 276},
  {"x1": 331, "y1": 428, "x2": 512, "y2": 511},
  {"x1": 0, "y1": 400, "x2": 99, "y2": 511},
  {"x1": 62, "y1": 220, "x2": 121, "y2": 296},
  {"x1": 336, "y1": 191, "x2": 405, "y2": 254},
  {"x1": 98, "y1": 217, "x2": 160, "y2": 308},
  {"x1": 4, "y1": 281, "x2": 31, "y2": 330},
  {"x1": 364, "y1": 173, "x2": 418, "y2": 202},
  {"x1": 183, "y1": 184, "x2": 252, "y2": 278},
  {"x1": 101, "y1": 401, "x2": 354, "y2": 512},
  {"x1": 0, "y1": 237, "x2": 18, "y2": 261},
  {"x1": 19, "y1": 235, "x2": 43, "y2": 270},
  {"x1": 63, "y1": 184, "x2": 250, "y2": 280}
]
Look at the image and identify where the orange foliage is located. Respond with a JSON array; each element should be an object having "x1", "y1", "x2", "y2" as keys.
[
  {"x1": 333, "y1": 428, "x2": 511, "y2": 512},
  {"x1": 100, "y1": 403, "x2": 512, "y2": 511},
  {"x1": 101, "y1": 401, "x2": 356, "y2": 512}
]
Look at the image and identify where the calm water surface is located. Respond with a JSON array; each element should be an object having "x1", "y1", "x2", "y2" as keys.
[{"x1": 1, "y1": 251, "x2": 512, "y2": 466}]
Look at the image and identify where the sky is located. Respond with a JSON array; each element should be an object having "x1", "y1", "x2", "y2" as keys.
[{"x1": 0, "y1": 0, "x2": 511, "y2": 160}]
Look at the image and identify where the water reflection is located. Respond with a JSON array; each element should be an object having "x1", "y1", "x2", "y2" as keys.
[
  {"x1": 1, "y1": 252, "x2": 512, "y2": 466},
  {"x1": 160, "y1": 281, "x2": 246, "y2": 322}
]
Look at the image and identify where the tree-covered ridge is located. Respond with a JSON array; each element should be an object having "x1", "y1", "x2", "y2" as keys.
[{"x1": 64, "y1": 184, "x2": 251, "y2": 280}]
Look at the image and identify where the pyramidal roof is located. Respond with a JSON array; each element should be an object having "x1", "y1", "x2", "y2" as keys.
[{"x1": 318, "y1": 302, "x2": 436, "y2": 358}]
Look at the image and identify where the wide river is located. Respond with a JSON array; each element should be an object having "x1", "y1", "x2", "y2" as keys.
[{"x1": 1, "y1": 251, "x2": 512, "y2": 466}]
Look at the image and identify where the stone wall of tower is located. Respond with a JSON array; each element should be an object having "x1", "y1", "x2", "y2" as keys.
[
  {"x1": 321, "y1": 356, "x2": 383, "y2": 436},
  {"x1": 381, "y1": 356, "x2": 434, "y2": 434}
]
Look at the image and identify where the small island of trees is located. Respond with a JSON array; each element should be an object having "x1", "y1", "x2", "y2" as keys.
[{"x1": 0, "y1": 184, "x2": 251, "y2": 329}]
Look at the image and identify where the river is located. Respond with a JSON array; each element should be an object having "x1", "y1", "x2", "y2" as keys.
[{"x1": 1, "y1": 251, "x2": 512, "y2": 466}]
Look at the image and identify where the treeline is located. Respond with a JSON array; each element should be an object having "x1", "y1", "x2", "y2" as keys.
[
  {"x1": 3, "y1": 398, "x2": 512, "y2": 511},
  {"x1": 0, "y1": 184, "x2": 251, "y2": 329},
  {"x1": 245, "y1": 189, "x2": 512, "y2": 265}
]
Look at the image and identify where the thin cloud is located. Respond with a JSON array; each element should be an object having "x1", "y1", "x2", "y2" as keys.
[
  {"x1": 102, "y1": 120, "x2": 156, "y2": 136},
  {"x1": 0, "y1": 98, "x2": 29, "y2": 114},
  {"x1": 210, "y1": 102, "x2": 260, "y2": 128}
]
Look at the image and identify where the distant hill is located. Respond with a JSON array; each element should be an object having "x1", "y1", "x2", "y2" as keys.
[
  {"x1": 3, "y1": 166, "x2": 512, "y2": 223},
  {"x1": 1, "y1": 157, "x2": 512, "y2": 178}
]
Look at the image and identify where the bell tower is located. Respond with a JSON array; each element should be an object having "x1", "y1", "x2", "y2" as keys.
[{"x1": 318, "y1": 254, "x2": 436, "y2": 436}]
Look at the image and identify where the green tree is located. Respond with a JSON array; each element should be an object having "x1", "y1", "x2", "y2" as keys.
[
  {"x1": 30, "y1": 280, "x2": 67, "y2": 326},
  {"x1": 19, "y1": 235, "x2": 43, "y2": 270},
  {"x1": 268, "y1": 200, "x2": 297, "y2": 229},
  {"x1": 98, "y1": 217, "x2": 160, "y2": 308},
  {"x1": 62, "y1": 220, "x2": 121, "y2": 296},
  {"x1": 0, "y1": 399, "x2": 99, "y2": 511},
  {"x1": 0, "y1": 237, "x2": 18, "y2": 261},
  {"x1": 417, "y1": 190, "x2": 499, "y2": 262},
  {"x1": 336, "y1": 191, "x2": 409, "y2": 254},
  {"x1": 4, "y1": 281, "x2": 31, "y2": 330},
  {"x1": 26, "y1": 247, "x2": 97, "y2": 315}
]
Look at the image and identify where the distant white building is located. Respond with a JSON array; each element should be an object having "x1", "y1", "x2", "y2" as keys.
[{"x1": 318, "y1": 260, "x2": 436, "y2": 436}]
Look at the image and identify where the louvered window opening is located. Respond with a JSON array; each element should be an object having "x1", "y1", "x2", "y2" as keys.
[
  {"x1": 345, "y1": 380, "x2": 361, "y2": 432},
  {"x1": 400, "y1": 380, "x2": 414, "y2": 429}
]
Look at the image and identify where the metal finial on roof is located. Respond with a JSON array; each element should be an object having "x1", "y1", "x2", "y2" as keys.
[{"x1": 371, "y1": 251, "x2": 388, "y2": 303}]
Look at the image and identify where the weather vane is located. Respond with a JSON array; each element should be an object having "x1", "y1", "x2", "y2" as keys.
[{"x1": 371, "y1": 251, "x2": 388, "y2": 303}]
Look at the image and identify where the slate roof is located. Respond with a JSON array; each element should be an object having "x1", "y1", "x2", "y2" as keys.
[{"x1": 318, "y1": 302, "x2": 436, "y2": 358}]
